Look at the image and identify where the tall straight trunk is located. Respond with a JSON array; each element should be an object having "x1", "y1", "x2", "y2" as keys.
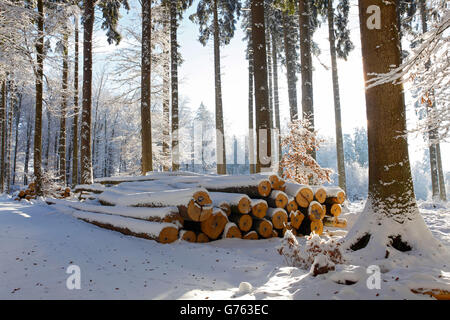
[
  {"x1": 282, "y1": 12, "x2": 298, "y2": 121},
  {"x1": 162, "y1": 11, "x2": 171, "y2": 172},
  {"x1": 359, "y1": 0, "x2": 416, "y2": 213},
  {"x1": 436, "y1": 144, "x2": 446, "y2": 201},
  {"x1": 72, "y1": 15, "x2": 79, "y2": 187},
  {"x1": 419, "y1": 0, "x2": 440, "y2": 200},
  {"x1": 45, "y1": 109, "x2": 51, "y2": 168},
  {"x1": 141, "y1": 0, "x2": 153, "y2": 174},
  {"x1": 34, "y1": 0, "x2": 44, "y2": 194},
  {"x1": 213, "y1": 0, "x2": 226, "y2": 174},
  {"x1": 81, "y1": 0, "x2": 94, "y2": 184},
  {"x1": 265, "y1": 20, "x2": 274, "y2": 131},
  {"x1": 0, "y1": 80, "x2": 6, "y2": 192},
  {"x1": 24, "y1": 113, "x2": 33, "y2": 185},
  {"x1": 327, "y1": 0, "x2": 346, "y2": 193},
  {"x1": 59, "y1": 32, "x2": 69, "y2": 185},
  {"x1": 12, "y1": 92, "x2": 22, "y2": 186},
  {"x1": 103, "y1": 115, "x2": 107, "y2": 177},
  {"x1": 298, "y1": 0, "x2": 315, "y2": 159},
  {"x1": 6, "y1": 81, "x2": 13, "y2": 192},
  {"x1": 169, "y1": 0, "x2": 180, "y2": 171},
  {"x1": 272, "y1": 32, "x2": 282, "y2": 174},
  {"x1": 248, "y1": 42, "x2": 256, "y2": 174},
  {"x1": 251, "y1": 0, "x2": 271, "y2": 172}
]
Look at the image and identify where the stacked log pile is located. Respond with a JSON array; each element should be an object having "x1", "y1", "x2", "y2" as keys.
[
  {"x1": 47, "y1": 173, "x2": 347, "y2": 244},
  {"x1": 15, "y1": 183, "x2": 71, "y2": 201}
]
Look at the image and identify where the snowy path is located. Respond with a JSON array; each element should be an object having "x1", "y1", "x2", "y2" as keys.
[{"x1": 0, "y1": 198, "x2": 449, "y2": 299}]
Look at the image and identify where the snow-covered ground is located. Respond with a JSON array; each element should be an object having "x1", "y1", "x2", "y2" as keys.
[{"x1": 0, "y1": 196, "x2": 449, "y2": 299}]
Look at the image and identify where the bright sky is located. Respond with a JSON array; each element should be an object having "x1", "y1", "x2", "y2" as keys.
[{"x1": 92, "y1": 0, "x2": 449, "y2": 173}]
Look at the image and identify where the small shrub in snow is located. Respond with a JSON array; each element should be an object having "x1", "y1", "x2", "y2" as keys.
[{"x1": 277, "y1": 230, "x2": 344, "y2": 276}]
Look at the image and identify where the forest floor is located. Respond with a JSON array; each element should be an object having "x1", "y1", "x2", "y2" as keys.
[{"x1": 0, "y1": 196, "x2": 449, "y2": 299}]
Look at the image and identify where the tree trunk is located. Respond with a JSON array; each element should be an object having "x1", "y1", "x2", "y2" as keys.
[
  {"x1": 298, "y1": 0, "x2": 315, "y2": 160},
  {"x1": 436, "y1": 143, "x2": 446, "y2": 201},
  {"x1": 12, "y1": 92, "x2": 22, "y2": 186},
  {"x1": 81, "y1": 0, "x2": 94, "y2": 184},
  {"x1": 248, "y1": 41, "x2": 255, "y2": 174},
  {"x1": 282, "y1": 11, "x2": 298, "y2": 121},
  {"x1": 170, "y1": 0, "x2": 179, "y2": 171},
  {"x1": 59, "y1": 32, "x2": 69, "y2": 185},
  {"x1": 162, "y1": 10, "x2": 171, "y2": 172},
  {"x1": 271, "y1": 31, "x2": 282, "y2": 174},
  {"x1": 141, "y1": 0, "x2": 153, "y2": 175},
  {"x1": 6, "y1": 81, "x2": 14, "y2": 192},
  {"x1": 251, "y1": 0, "x2": 271, "y2": 172},
  {"x1": 0, "y1": 80, "x2": 6, "y2": 192},
  {"x1": 327, "y1": 0, "x2": 346, "y2": 193},
  {"x1": 347, "y1": 0, "x2": 419, "y2": 254},
  {"x1": 34, "y1": 0, "x2": 44, "y2": 194},
  {"x1": 72, "y1": 15, "x2": 79, "y2": 187},
  {"x1": 213, "y1": 0, "x2": 226, "y2": 175},
  {"x1": 24, "y1": 113, "x2": 33, "y2": 185}
]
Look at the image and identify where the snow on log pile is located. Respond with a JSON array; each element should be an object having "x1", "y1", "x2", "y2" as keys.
[{"x1": 48, "y1": 172, "x2": 348, "y2": 244}]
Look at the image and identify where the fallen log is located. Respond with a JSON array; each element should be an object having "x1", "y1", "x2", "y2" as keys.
[
  {"x1": 310, "y1": 220, "x2": 324, "y2": 235},
  {"x1": 200, "y1": 175, "x2": 272, "y2": 198},
  {"x1": 222, "y1": 222, "x2": 242, "y2": 239},
  {"x1": 289, "y1": 210, "x2": 305, "y2": 229},
  {"x1": 229, "y1": 213, "x2": 252, "y2": 232},
  {"x1": 411, "y1": 288, "x2": 450, "y2": 300},
  {"x1": 324, "y1": 187, "x2": 346, "y2": 204},
  {"x1": 311, "y1": 186, "x2": 327, "y2": 204},
  {"x1": 304, "y1": 201, "x2": 325, "y2": 221},
  {"x1": 200, "y1": 209, "x2": 228, "y2": 240},
  {"x1": 250, "y1": 199, "x2": 268, "y2": 219},
  {"x1": 243, "y1": 231, "x2": 258, "y2": 240},
  {"x1": 180, "y1": 230, "x2": 197, "y2": 242},
  {"x1": 73, "y1": 183, "x2": 106, "y2": 194},
  {"x1": 46, "y1": 198, "x2": 184, "y2": 225},
  {"x1": 286, "y1": 197, "x2": 298, "y2": 213},
  {"x1": 323, "y1": 217, "x2": 347, "y2": 228},
  {"x1": 178, "y1": 199, "x2": 212, "y2": 222},
  {"x1": 252, "y1": 218, "x2": 273, "y2": 238},
  {"x1": 266, "y1": 190, "x2": 288, "y2": 209},
  {"x1": 210, "y1": 192, "x2": 251, "y2": 214},
  {"x1": 285, "y1": 183, "x2": 313, "y2": 208},
  {"x1": 71, "y1": 210, "x2": 179, "y2": 244},
  {"x1": 326, "y1": 203, "x2": 342, "y2": 217},
  {"x1": 196, "y1": 232, "x2": 210, "y2": 243},
  {"x1": 266, "y1": 207, "x2": 288, "y2": 230}
]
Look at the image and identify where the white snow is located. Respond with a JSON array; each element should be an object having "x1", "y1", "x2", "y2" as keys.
[{"x1": 1, "y1": 196, "x2": 449, "y2": 299}]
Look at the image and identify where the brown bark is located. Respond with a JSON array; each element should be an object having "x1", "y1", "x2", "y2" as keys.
[
  {"x1": 271, "y1": 31, "x2": 282, "y2": 174},
  {"x1": 170, "y1": 0, "x2": 179, "y2": 171},
  {"x1": 141, "y1": 0, "x2": 153, "y2": 174},
  {"x1": 162, "y1": 10, "x2": 171, "y2": 172},
  {"x1": 327, "y1": 0, "x2": 346, "y2": 193},
  {"x1": 81, "y1": 0, "x2": 94, "y2": 184},
  {"x1": 251, "y1": 0, "x2": 271, "y2": 172},
  {"x1": 34, "y1": 0, "x2": 44, "y2": 195},
  {"x1": 59, "y1": 32, "x2": 69, "y2": 185},
  {"x1": 248, "y1": 41, "x2": 256, "y2": 173},
  {"x1": 359, "y1": 0, "x2": 417, "y2": 216},
  {"x1": 0, "y1": 80, "x2": 6, "y2": 192},
  {"x1": 298, "y1": 0, "x2": 315, "y2": 160},
  {"x1": 213, "y1": 0, "x2": 227, "y2": 174},
  {"x1": 282, "y1": 11, "x2": 298, "y2": 121}
]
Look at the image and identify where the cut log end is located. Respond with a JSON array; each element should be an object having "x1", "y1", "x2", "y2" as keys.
[
  {"x1": 180, "y1": 230, "x2": 197, "y2": 243},
  {"x1": 254, "y1": 219, "x2": 273, "y2": 239},
  {"x1": 243, "y1": 231, "x2": 258, "y2": 240},
  {"x1": 224, "y1": 224, "x2": 242, "y2": 239},
  {"x1": 313, "y1": 187, "x2": 326, "y2": 203},
  {"x1": 308, "y1": 202, "x2": 324, "y2": 221},
  {"x1": 238, "y1": 197, "x2": 251, "y2": 214},
  {"x1": 251, "y1": 201, "x2": 268, "y2": 219},
  {"x1": 270, "y1": 210, "x2": 288, "y2": 230},
  {"x1": 237, "y1": 214, "x2": 252, "y2": 232},
  {"x1": 310, "y1": 220, "x2": 324, "y2": 236},
  {"x1": 193, "y1": 190, "x2": 212, "y2": 206},
  {"x1": 258, "y1": 180, "x2": 272, "y2": 197},
  {"x1": 286, "y1": 199, "x2": 298, "y2": 213},
  {"x1": 200, "y1": 210, "x2": 228, "y2": 240},
  {"x1": 158, "y1": 226, "x2": 179, "y2": 244},
  {"x1": 289, "y1": 211, "x2": 305, "y2": 229},
  {"x1": 196, "y1": 232, "x2": 210, "y2": 243}
]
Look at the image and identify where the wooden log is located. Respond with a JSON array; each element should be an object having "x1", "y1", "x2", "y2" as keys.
[
  {"x1": 326, "y1": 203, "x2": 342, "y2": 217},
  {"x1": 229, "y1": 213, "x2": 252, "y2": 232},
  {"x1": 250, "y1": 199, "x2": 268, "y2": 219},
  {"x1": 323, "y1": 216, "x2": 347, "y2": 228},
  {"x1": 72, "y1": 210, "x2": 179, "y2": 243},
  {"x1": 266, "y1": 190, "x2": 288, "y2": 209},
  {"x1": 306, "y1": 201, "x2": 325, "y2": 221},
  {"x1": 222, "y1": 222, "x2": 242, "y2": 239},
  {"x1": 180, "y1": 230, "x2": 197, "y2": 242},
  {"x1": 217, "y1": 202, "x2": 231, "y2": 216},
  {"x1": 196, "y1": 232, "x2": 210, "y2": 243},
  {"x1": 18, "y1": 190, "x2": 26, "y2": 198},
  {"x1": 311, "y1": 186, "x2": 326, "y2": 204},
  {"x1": 281, "y1": 223, "x2": 298, "y2": 237},
  {"x1": 286, "y1": 197, "x2": 298, "y2": 213},
  {"x1": 324, "y1": 187, "x2": 346, "y2": 204},
  {"x1": 310, "y1": 220, "x2": 324, "y2": 235},
  {"x1": 266, "y1": 207, "x2": 288, "y2": 230},
  {"x1": 252, "y1": 218, "x2": 273, "y2": 238},
  {"x1": 200, "y1": 209, "x2": 228, "y2": 240},
  {"x1": 243, "y1": 231, "x2": 258, "y2": 240},
  {"x1": 192, "y1": 189, "x2": 212, "y2": 206},
  {"x1": 73, "y1": 183, "x2": 106, "y2": 194},
  {"x1": 411, "y1": 288, "x2": 450, "y2": 300},
  {"x1": 210, "y1": 192, "x2": 251, "y2": 214},
  {"x1": 201, "y1": 176, "x2": 272, "y2": 198},
  {"x1": 289, "y1": 210, "x2": 305, "y2": 229},
  {"x1": 178, "y1": 200, "x2": 212, "y2": 222},
  {"x1": 285, "y1": 183, "x2": 313, "y2": 208}
]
